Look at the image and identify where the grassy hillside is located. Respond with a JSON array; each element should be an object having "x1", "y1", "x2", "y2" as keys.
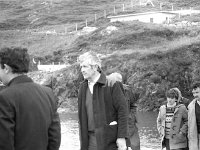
[
  {"x1": 28, "y1": 38, "x2": 200, "y2": 111},
  {"x1": 27, "y1": 21, "x2": 200, "y2": 111},
  {"x1": 1, "y1": 0, "x2": 200, "y2": 110},
  {"x1": 1, "y1": 0, "x2": 200, "y2": 30},
  {"x1": 0, "y1": 0, "x2": 200, "y2": 56}
]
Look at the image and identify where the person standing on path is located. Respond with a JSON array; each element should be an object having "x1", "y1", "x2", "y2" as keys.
[
  {"x1": 107, "y1": 72, "x2": 140, "y2": 150},
  {"x1": 77, "y1": 51, "x2": 129, "y2": 150}
]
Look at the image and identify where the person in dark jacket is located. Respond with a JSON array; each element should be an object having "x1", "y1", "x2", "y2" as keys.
[
  {"x1": 107, "y1": 72, "x2": 140, "y2": 150},
  {"x1": 0, "y1": 47, "x2": 61, "y2": 150},
  {"x1": 77, "y1": 51, "x2": 128, "y2": 150}
]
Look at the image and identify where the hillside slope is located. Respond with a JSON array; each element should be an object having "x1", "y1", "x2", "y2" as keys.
[
  {"x1": 27, "y1": 21, "x2": 200, "y2": 111},
  {"x1": 1, "y1": 0, "x2": 200, "y2": 111},
  {"x1": 1, "y1": 0, "x2": 200, "y2": 30}
]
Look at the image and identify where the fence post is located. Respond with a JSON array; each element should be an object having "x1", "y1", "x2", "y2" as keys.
[
  {"x1": 76, "y1": 23, "x2": 78, "y2": 31},
  {"x1": 104, "y1": 10, "x2": 107, "y2": 18},
  {"x1": 65, "y1": 27, "x2": 67, "y2": 34},
  {"x1": 86, "y1": 19, "x2": 88, "y2": 27},
  {"x1": 131, "y1": 0, "x2": 133, "y2": 8},
  {"x1": 160, "y1": 3, "x2": 162, "y2": 10},
  {"x1": 95, "y1": 13, "x2": 97, "y2": 22},
  {"x1": 114, "y1": 6, "x2": 116, "y2": 14},
  {"x1": 180, "y1": 8, "x2": 183, "y2": 18},
  {"x1": 171, "y1": 4, "x2": 173, "y2": 11},
  {"x1": 122, "y1": 4, "x2": 125, "y2": 11}
]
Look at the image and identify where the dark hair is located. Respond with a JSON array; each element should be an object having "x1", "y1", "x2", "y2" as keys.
[
  {"x1": 0, "y1": 47, "x2": 30, "y2": 73},
  {"x1": 166, "y1": 88, "x2": 179, "y2": 100},
  {"x1": 192, "y1": 82, "x2": 200, "y2": 90}
]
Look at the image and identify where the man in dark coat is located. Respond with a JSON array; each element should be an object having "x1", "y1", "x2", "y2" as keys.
[
  {"x1": 0, "y1": 47, "x2": 61, "y2": 150},
  {"x1": 77, "y1": 51, "x2": 128, "y2": 150},
  {"x1": 107, "y1": 72, "x2": 140, "y2": 150}
]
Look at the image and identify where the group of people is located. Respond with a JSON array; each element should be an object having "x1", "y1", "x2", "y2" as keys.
[
  {"x1": 157, "y1": 83, "x2": 200, "y2": 150},
  {"x1": 0, "y1": 47, "x2": 139, "y2": 150},
  {"x1": 77, "y1": 51, "x2": 200, "y2": 150},
  {"x1": 0, "y1": 47, "x2": 200, "y2": 150}
]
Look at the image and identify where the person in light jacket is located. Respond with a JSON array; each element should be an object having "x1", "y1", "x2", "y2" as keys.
[
  {"x1": 157, "y1": 88, "x2": 188, "y2": 150},
  {"x1": 188, "y1": 82, "x2": 200, "y2": 150}
]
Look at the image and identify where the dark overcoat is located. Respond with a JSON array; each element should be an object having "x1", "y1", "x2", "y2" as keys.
[
  {"x1": 78, "y1": 73, "x2": 128, "y2": 150},
  {"x1": 0, "y1": 75, "x2": 61, "y2": 150}
]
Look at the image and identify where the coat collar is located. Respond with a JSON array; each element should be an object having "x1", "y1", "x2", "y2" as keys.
[
  {"x1": 161, "y1": 103, "x2": 185, "y2": 114},
  {"x1": 83, "y1": 72, "x2": 107, "y2": 86},
  {"x1": 96, "y1": 72, "x2": 107, "y2": 85},
  {"x1": 188, "y1": 99, "x2": 198, "y2": 109},
  {"x1": 7, "y1": 75, "x2": 33, "y2": 86},
  {"x1": 174, "y1": 103, "x2": 184, "y2": 114}
]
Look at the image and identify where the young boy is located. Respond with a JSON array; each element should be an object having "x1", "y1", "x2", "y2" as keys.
[{"x1": 157, "y1": 88, "x2": 188, "y2": 150}]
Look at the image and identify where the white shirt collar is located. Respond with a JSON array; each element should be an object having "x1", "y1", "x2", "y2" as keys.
[
  {"x1": 88, "y1": 74, "x2": 100, "y2": 94},
  {"x1": 197, "y1": 99, "x2": 200, "y2": 106},
  {"x1": 167, "y1": 102, "x2": 176, "y2": 108},
  {"x1": 88, "y1": 73, "x2": 100, "y2": 84}
]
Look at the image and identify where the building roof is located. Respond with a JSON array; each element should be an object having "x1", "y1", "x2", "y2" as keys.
[{"x1": 107, "y1": 11, "x2": 177, "y2": 19}]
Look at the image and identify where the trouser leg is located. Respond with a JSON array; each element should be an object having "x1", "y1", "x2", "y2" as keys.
[
  {"x1": 165, "y1": 138, "x2": 170, "y2": 150},
  {"x1": 130, "y1": 131, "x2": 140, "y2": 150},
  {"x1": 88, "y1": 131, "x2": 97, "y2": 150}
]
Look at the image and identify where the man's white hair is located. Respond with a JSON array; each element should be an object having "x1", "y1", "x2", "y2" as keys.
[{"x1": 77, "y1": 51, "x2": 101, "y2": 68}]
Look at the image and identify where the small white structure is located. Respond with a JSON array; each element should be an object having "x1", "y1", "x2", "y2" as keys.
[
  {"x1": 108, "y1": 11, "x2": 177, "y2": 24},
  {"x1": 101, "y1": 26, "x2": 118, "y2": 35},
  {"x1": 141, "y1": 0, "x2": 155, "y2": 7},
  {"x1": 77, "y1": 26, "x2": 98, "y2": 35},
  {"x1": 172, "y1": 9, "x2": 200, "y2": 16},
  {"x1": 37, "y1": 64, "x2": 68, "y2": 72}
]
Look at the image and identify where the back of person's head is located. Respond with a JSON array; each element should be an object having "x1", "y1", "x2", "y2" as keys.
[
  {"x1": 107, "y1": 72, "x2": 122, "y2": 83},
  {"x1": 192, "y1": 82, "x2": 200, "y2": 90},
  {"x1": 166, "y1": 88, "x2": 179, "y2": 100},
  {"x1": 0, "y1": 47, "x2": 30, "y2": 73},
  {"x1": 40, "y1": 74, "x2": 54, "y2": 89},
  {"x1": 77, "y1": 51, "x2": 101, "y2": 69}
]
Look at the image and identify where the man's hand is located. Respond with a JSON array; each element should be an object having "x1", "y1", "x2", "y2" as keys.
[
  {"x1": 116, "y1": 138, "x2": 126, "y2": 150},
  {"x1": 127, "y1": 147, "x2": 132, "y2": 150}
]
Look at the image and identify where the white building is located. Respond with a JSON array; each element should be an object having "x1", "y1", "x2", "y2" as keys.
[
  {"x1": 37, "y1": 64, "x2": 69, "y2": 72},
  {"x1": 107, "y1": 11, "x2": 177, "y2": 24}
]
